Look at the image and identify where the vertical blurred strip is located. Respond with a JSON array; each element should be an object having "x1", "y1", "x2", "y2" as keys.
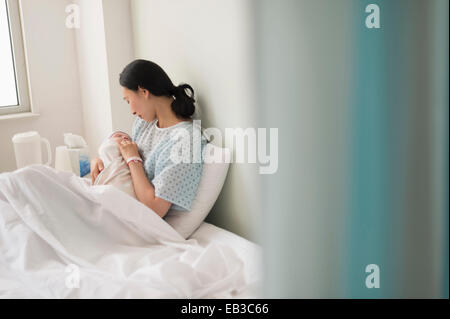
[
  {"x1": 431, "y1": 0, "x2": 449, "y2": 299},
  {"x1": 347, "y1": 0, "x2": 449, "y2": 298},
  {"x1": 347, "y1": 0, "x2": 391, "y2": 299},
  {"x1": 255, "y1": 0, "x2": 353, "y2": 297}
]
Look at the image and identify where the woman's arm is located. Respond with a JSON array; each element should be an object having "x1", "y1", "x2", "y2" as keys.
[
  {"x1": 127, "y1": 161, "x2": 172, "y2": 218},
  {"x1": 117, "y1": 139, "x2": 172, "y2": 218}
]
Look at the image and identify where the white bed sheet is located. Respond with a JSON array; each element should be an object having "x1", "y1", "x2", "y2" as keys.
[
  {"x1": 189, "y1": 222, "x2": 263, "y2": 298},
  {"x1": 0, "y1": 165, "x2": 263, "y2": 299}
]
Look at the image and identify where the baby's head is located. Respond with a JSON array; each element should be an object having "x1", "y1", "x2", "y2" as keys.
[
  {"x1": 98, "y1": 130, "x2": 131, "y2": 165},
  {"x1": 109, "y1": 131, "x2": 131, "y2": 143}
]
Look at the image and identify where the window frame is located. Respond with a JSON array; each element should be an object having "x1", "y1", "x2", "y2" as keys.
[{"x1": 0, "y1": 0, "x2": 32, "y2": 117}]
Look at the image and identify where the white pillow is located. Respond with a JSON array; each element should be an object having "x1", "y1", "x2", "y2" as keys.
[{"x1": 164, "y1": 143, "x2": 230, "y2": 239}]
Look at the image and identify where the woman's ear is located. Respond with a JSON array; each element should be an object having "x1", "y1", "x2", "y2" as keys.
[{"x1": 138, "y1": 86, "x2": 150, "y2": 99}]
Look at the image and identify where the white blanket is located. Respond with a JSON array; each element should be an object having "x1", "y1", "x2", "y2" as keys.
[{"x1": 0, "y1": 164, "x2": 256, "y2": 298}]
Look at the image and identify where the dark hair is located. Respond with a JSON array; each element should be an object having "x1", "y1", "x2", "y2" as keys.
[{"x1": 119, "y1": 59, "x2": 196, "y2": 119}]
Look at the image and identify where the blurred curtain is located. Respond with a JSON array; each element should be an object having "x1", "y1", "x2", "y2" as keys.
[
  {"x1": 347, "y1": 0, "x2": 448, "y2": 298},
  {"x1": 255, "y1": 0, "x2": 448, "y2": 298}
]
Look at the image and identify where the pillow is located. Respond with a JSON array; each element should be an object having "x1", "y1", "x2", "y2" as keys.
[{"x1": 163, "y1": 143, "x2": 230, "y2": 239}]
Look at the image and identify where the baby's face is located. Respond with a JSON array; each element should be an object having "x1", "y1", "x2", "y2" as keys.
[{"x1": 110, "y1": 132, "x2": 131, "y2": 144}]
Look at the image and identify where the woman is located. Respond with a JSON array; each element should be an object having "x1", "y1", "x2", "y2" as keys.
[{"x1": 90, "y1": 59, "x2": 207, "y2": 218}]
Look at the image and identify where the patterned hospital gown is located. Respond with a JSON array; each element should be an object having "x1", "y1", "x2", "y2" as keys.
[{"x1": 131, "y1": 116, "x2": 208, "y2": 211}]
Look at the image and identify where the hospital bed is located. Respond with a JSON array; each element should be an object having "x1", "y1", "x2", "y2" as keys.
[{"x1": 0, "y1": 159, "x2": 262, "y2": 298}]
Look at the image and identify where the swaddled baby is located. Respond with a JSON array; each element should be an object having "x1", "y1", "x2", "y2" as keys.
[{"x1": 93, "y1": 130, "x2": 137, "y2": 199}]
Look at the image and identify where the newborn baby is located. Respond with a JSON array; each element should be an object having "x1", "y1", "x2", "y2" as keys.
[{"x1": 93, "y1": 130, "x2": 137, "y2": 199}]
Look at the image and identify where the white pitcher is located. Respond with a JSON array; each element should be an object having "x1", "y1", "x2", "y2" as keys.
[{"x1": 11, "y1": 131, "x2": 52, "y2": 169}]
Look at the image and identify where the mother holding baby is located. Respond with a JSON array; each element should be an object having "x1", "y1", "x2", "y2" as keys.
[{"x1": 90, "y1": 59, "x2": 207, "y2": 219}]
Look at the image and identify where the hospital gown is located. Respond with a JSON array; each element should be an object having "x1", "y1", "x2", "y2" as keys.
[{"x1": 131, "y1": 116, "x2": 208, "y2": 211}]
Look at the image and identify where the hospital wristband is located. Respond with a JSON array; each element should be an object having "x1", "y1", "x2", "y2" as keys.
[{"x1": 126, "y1": 156, "x2": 143, "y2": 166}]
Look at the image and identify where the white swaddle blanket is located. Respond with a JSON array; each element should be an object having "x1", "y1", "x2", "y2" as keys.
[{"x1": 93, "y1": 132, "x2": 137, "y2": 199}]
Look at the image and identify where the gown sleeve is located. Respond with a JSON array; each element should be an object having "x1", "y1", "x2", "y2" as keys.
[{"x1": 151, "y1": 131, "x2": 207, "y2": 211}]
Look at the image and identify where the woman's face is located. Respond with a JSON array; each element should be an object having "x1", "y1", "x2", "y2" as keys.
[{"x1": 122, "y1": 86, "x2": 156, "y2": 122}]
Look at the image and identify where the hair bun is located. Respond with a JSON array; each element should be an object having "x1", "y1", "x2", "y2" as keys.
[
  {"x1": 173, "y1": 84, "x2": 195, "y2": 101},
  {"x1": 170, "y1": 83, "x2": 196, "y2": 118}
]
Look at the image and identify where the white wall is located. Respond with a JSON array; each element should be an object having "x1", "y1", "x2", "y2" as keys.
[
  {"x1": 102, "y1": 0, "x2": 135, "y2": 135},
  {"x1": 130, "y1": 0, "x2": 261, "y2": 241},
  {"x1": 73, "y1": 0, "x2": 112, "y2": 158},
  {"x1": 74, "y1": 0, "x2": 134, "y2": 158},
  {"x1": 0, "y1": 0, "x2": 84, "y2": 172}
]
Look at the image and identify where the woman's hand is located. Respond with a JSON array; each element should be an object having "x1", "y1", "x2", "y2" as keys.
[
  {"x1": 117, "y1": 138, "x2": 140, "y2": 162},
  {"x1": 90, "y1": 157, "x2": 104, "y2": 184}
]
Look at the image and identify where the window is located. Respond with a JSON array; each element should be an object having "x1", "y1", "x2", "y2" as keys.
[{"x1": 0, "y1": 0, "x2": 31, "y2": 116}]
